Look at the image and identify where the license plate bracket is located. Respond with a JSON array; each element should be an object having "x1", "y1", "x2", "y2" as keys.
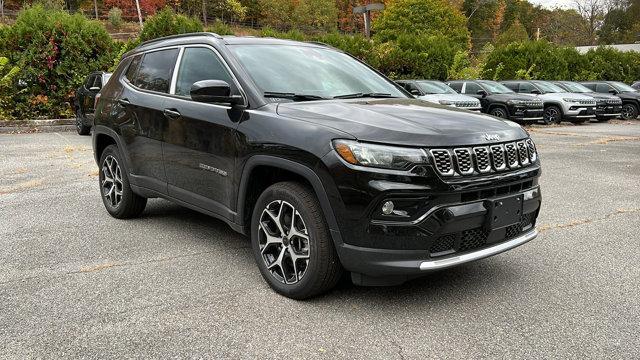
[{"x1": 486, "y1": 194, "x2": 523, "y2": 230}]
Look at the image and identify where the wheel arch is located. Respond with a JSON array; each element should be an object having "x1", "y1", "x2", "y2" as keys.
[
  {"x1": 236, "y1": 155, "x2": 342, "y2": 246},
  {"x1": 488, "y1": 103, "x2": 508, "y2": 114},
  {"x1": 92, "y1": 125, "x2": 131, "y2": 171}
]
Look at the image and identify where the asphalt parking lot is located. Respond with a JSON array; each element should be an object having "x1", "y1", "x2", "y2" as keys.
[{"x1": 1, "y1": 121, "x2": 639, "y2": 358}]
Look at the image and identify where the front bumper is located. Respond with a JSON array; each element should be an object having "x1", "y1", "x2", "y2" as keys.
[
  {"x1": 509, "y1": 107, "x2": 544, "y2": 122},
  {"x1": 336, "y1": 185, "x2": 541, "y2": 279},
  {"x1": 595, "y1": 104, "x2": 622, "y2": 119},
  {"x1": 565, "y1": 106, "x2": 596, "y2": 119}
]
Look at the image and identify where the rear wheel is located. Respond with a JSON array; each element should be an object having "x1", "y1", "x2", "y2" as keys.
[
  {"x1": 543, "y1": 106, "x2": 562, "y2": 124},
  {"x1": 621, "y1": 103, "x2": 639, "y2": 120},
  {"x1": 251, "y1": 182, "x2": 342, "y2": 299},
  {"x1": 75, "y1": 109, "x2": 91, "y2": 135},
  {"x1": 489, "y1": 107, "x2": 507, "y2": 118},
  {"x1": 98, "y1": 145, "x2": 147, "y2": 219}
]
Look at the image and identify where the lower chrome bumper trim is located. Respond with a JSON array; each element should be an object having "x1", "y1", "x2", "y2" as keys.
[{"x1": 419, "y1": 228, "x2": 538, "y2": 270}]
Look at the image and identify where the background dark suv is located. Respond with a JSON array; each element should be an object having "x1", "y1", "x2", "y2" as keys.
[
  {"x1": 581, "y1": 81, "x2": 640, "y2": 120},
  {"x1": 447, "y1": 80, "x2": 544, "y2": 123},
  {"x1": 93, "y1": 33, "x2": 541, "y2": 299},
  {"x1": 74, "y1": 71, "x2": 111, "y2": 135}
]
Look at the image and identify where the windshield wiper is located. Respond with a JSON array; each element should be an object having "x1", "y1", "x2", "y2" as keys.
[
  {"x1": 263, "y1": 92, "x2": 326, "y2": 101},
  {"x1": 333, "y1": 92, "x2": 398, "y2": 99}
]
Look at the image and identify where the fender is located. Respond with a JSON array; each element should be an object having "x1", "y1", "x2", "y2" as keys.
[
  {"x1": 236, "y1": 155, "x2": 344, "y2": 246},
  {"x1": 92, "y1": 125, "x2": 133, "y2": 172}
]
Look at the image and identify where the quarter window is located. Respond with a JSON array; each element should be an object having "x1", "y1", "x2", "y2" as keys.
[
  {"x1": 519, "y1": 83, "x2": 535, "y2": 93},
  {"x1": 125, "y1": 55, "x2": 142, "y2": 82},
  {"x1": 134, "y1": 49, "x2": 179, "y2": 93},
  {"x1": 175, "y1": 47, "x2": 235, "y2": 97},
  {"x1": 596, "y1": 84, "x2": 612, "y2": 93}
]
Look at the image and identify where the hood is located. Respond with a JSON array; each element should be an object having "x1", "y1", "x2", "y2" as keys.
[
  {"x1": 586, "y1": 93, "x2": 620, "y2": 101},
  {"x1": 417, "y1": 93, "x2": 479, "y2": 104},
  {"x1": 276, "y1": 98, "x2": 528, "y2": 147}
]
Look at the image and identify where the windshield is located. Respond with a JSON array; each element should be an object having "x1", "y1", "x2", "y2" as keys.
[
  {"x1": 230, "y1": 45, "x2": 407, "y2": 100},
  {"x1": 534, "y1": 81, "x2": 566, "y2": 93},
  {"x1": 477, "y1": 81, "x2": 514, "y2": 94},
  {"x1": 611, "y1": 81, "x2": 638, "y2": 92},
  {"x1": 416, "y1": 81, "x2": 456, "y2": 94},
  {"x1": 558, "y1": 82, "x2": 591, "y2": 93}
]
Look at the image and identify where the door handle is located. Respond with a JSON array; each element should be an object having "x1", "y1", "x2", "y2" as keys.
[
  {"x1": 118, "y1": 98, "x2": 130, "y2": 106},
  {"x1": 163, "y1": 108, "x2": 181, "y2": 119}
]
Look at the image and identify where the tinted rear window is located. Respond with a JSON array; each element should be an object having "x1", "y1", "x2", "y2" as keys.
[{"x1": 133, "y1": 49, "x2": 179, "y2": 93}]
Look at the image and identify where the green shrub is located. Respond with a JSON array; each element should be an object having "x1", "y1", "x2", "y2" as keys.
[
  {"x1": 372, "y1": 0, "x2": 470, "y2": 49},
  {"x1": 139, "y1": 7, "x2": 203, "y2": 42},
  {"x1": 0, "y1": 5, "x2": 116, "y2": 119},
  {"x1": 206, "y1": 20, "x2": 234, "y2": 36},
  {"x1": 373, "y1": 34, "x2": 463, "y2": 80},
  {"x1": 577, "y1": 47, "x2": 640, "y2": 83},
  {"x1": 108, "y1": 7, "x2": 124, "y2": 29},
  {"x1": 0, "y1": 57, "x2": 22, "y2": 120},
  {"x1": 481, "y1": 40, "x2": 572, "y2": 80}
]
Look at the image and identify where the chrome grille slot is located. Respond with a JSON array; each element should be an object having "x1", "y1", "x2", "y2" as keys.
[
  {"x1": 453, "y1": 148, "x2": 473, "y2": 175},
  {"x1": 490, "y1": 145, "x2": 506, "y2": 171},
  {"x1": 505, "y1": 143, "x2": 519, "y2": 168},
  {"x1": 473, "y1": 147, "x2": 491, "y2": 173},
  {"x1": 430, "y1": 149, "x2": 454, "y2": 176},
  {"x1": 525, "y1": 139, "x2": 537, "y2": 162},
  {"x1": 517, "y1": 141, "x2": 530, "y2": 165}
]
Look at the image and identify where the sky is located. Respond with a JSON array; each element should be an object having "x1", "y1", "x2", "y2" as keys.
[{"x1": 527, "y1": 0, "x2": 578, "y2": 9}]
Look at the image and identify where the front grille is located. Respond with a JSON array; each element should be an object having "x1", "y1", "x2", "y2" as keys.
[
  {"x1": 576, "y1": 99, "x2": 597, "y2": 106},
  {"x1": 429, "y1": 233, "x2": 456, "y2": 254},
  {"x1": 606, "y1": 98, "x2": 622, "y2": 105},
  {"x1": 523, "y1": 100, "x2": 544, "y2": 108},
  {"x1": 431, "y1": 150, "x2": 453, "y2": 176},
  {"x1": 459, "y1": 228, "x2": 487, "y2": 252},
  {"x1": 454, "y1": 148, "x2": 473, "y2": 175},
  {"x1": 454, "y1": 101, "x2": 480, "y2": 108},
  {"x1": 490, "y1": 145, "x2": 506, "y2": 170},
  {"x1": 526, "y1": 139, "x2": 537, "y2": 162},
  {"x1": 517, "y1": 141, "x2": 529, "y2": 165}
]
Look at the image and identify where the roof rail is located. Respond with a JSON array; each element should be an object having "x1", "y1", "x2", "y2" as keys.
[
  {"x1": 305, "y1": 41, "x2": 331, "y2": 48},
  {"x1": 137, "y1": 32, "x2": 222, "y2": 48}
]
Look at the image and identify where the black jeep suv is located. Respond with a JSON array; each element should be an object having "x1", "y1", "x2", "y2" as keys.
[
  {"x1": 447, "y1": 80, "x2": 544, "y2": 123},
  {"x1": 581, "y1": 81, "x2": 640, "y2": 120},
  {"x1": 93, "y1": 33, "x2": 542, "y2": 299},
  {"x1": 74, "y1": 71, "x2": 111, "y2": 135}
]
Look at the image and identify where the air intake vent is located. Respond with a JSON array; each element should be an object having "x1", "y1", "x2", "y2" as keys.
[
  {"x1": 454, "y1": 148, "x2": 473, "y2": 175},
  {"x1": 430, "y1": 150, "x2": 454, "y2": 176},
  {"x1": 517, "y1": 141, "x2": 530, "y2": 165},
  {"x1": 490, "y1": 145, "x2": 506, "y2": 170}
]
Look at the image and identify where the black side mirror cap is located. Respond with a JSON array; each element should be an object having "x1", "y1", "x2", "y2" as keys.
[
  {"x1": 608, "y1": 89, "x2": 618, "y2": 95},
  {"x1": 476, "y1": 89, "x2": 487, "y2": 97},
  {"x1": 531, "y1": 89, "x2": 541, "y2": 94},
  {"x1": 410, "y1": 89, "x2": 421, "y2": 96},
  {"x1": 190, "y1": 80, "x2": 243, "y2": 105}
]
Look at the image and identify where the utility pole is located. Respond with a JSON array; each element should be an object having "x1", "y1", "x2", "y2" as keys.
[
  {"x1": 353, "y1": 3, "x2": 384, "y2": 39},
  {"x1": 536, "y1": 28, "x2": 540, "y2": 41},
  {"x1": 1, "y1": 0, "x2": 4, "y2": 22},
  {"x1": 202, "y1": 0, "x2": 207, "y2": 26},
  {"x1": 135, "y1": 0, "x2": 143, "y2": 29},
  {"x1": 93, "y1": 0, "x2": 98, "y2": 19}
]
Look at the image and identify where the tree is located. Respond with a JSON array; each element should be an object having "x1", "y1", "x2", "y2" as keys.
[
  {"x1": 293, "y1": 0, "x2": 338, "y2": 32},
  {"x1": 495, "y1": 19, "x2": 528, "y2": 46},
  {"x1": 258, "y1": 0, "x2": 295, "y2": 29},
  {"x1": 373, "y1": 0, "x2": 471, "y2": 49},
  {"x1": 139, "y1": 7, "x2": 203, "y2": 41},
  {"x1": 574, "y1": 0, "x2": 605, "y2": 45}
]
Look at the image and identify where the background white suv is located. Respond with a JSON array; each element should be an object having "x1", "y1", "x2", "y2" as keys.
[
  {"x1": 397, "y1": 80, "x2": 482, "y2": 111},
  {"x1": 502, "y1": 80, "x2": 597, "y2": 124}
]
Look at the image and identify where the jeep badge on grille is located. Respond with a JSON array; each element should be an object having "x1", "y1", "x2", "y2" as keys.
[{"x1": 484, "y1": 133, "x2": 501, "y2": 141}]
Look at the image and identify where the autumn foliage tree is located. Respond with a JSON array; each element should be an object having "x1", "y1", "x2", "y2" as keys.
[{"x1": 104, "y1": 0, "x2": 166, "y2": 17}]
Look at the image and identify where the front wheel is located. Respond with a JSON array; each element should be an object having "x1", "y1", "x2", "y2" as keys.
[
  {"x1": 251, "y1": 182, "x2": 343, "y2": 299},
  {"x1": 543, "y1": 106, "x2": 562, "y2": 124},
  {"x1": 99, "y1": 145, "x2": 147, "y2": 219},
  {"x1": 75, "y1": 109, "x2": 91, "y2": 135},
  {"x1": 621, "y1": 103, "x2": 639, "y2": 120},
  {"x1": 489, "y1": 107, "x2": 507, "y2": 118}
]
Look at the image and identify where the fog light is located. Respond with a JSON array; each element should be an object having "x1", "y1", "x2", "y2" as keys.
[{"x1": 381, "y1": 201, "x2": 395, "y2": 215}]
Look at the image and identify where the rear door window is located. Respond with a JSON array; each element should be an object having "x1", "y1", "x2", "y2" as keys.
[
  {"x1": 519, "y1": 83, "x2": 535, "y2": 93},
  {"x1": 596, "y1": 84, "x2": 612, "y2": 93},
  {"x1": 125, "y1": 55, "x2": 142, "y2": 82},
  {"x1": 464, "y1": 82, "x2": 481, "y2": 95},
  {"x1": 133, "y1": 49, "x2": 180, "y2": 93}
]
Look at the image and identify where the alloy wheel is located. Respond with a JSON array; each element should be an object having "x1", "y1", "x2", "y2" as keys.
[
  {"x1": 258, "y1": 200, "x2": 311, "y2": 285},
  {"x1": 621, "y1": 104, "x2": 637, "y2": 119},
  {"x1": 491, "y1": 108, "x2": 506, "y2": 118},
  {"x1": 75, "y1": 111, "x2": 82, "y2": 131},
  {"x1": 101, "y1": 155, "x2": 123, "y2": 207},
  {"x1": 544, "y1": 107, "x2": 560, "y2": 124}
]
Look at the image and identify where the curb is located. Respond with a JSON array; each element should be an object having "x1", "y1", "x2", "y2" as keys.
[{"x1": 0, "y1": 119, "x2": 76, "y2": 134}]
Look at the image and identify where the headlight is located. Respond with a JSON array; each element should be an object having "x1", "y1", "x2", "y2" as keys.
[
  {"x1": 507, "y1": 99, "x2": 525, "y2": 105},
  {"x1": 563, "y1": 98, "x2": 581, "y2": 103},
  {"x1": 333, "y1": 140, "x2": 428, "y2": 170},
  {"x1": 438, "y1": 100, "x2": 454, "y2": 105}
]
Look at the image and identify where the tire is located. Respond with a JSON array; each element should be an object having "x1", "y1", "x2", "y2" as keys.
[
  {"x1": 98, "y1": 145, "x2": 147, "y2": 219},
  {"x1": 489, "y1": 107, "x2": 508, "y2": 119},
  {"x1": 543, "y1": 105, "x2": 562, "y2": 124},
  {"x1": 251, "y1": 182, "x2": 343, "y2": 299},
  {"x1": 621, "y1": 103, "x2": 639, "y2": 120},
  {"x1": 75, "y1": 109, "x2": 91, "y2": 136}
]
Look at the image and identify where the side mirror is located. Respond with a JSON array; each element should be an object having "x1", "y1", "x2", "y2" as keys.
[
  {"x1": 608, "y1": 89, "x2": 618, "y2": 95},
  {"x1": 190, "y1": 80, "x2": 243, "y2": 105},
  {"x1": 476, "y1": 89, "x2": 487, "y2": 97},
  {"x1": 410, "y1": 89, "x2": 421, "y2": 96},
  {"x1": 89, "y1": 86, "x2": 101, "y2": 92},
  {"x1": 531, "y1": 89, "x2": 541, "y2": 94}
]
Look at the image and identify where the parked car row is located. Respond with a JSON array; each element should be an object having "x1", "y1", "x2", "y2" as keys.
[{"x1": 394, "y1": 78, "x2": 639, "y2": 125}]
